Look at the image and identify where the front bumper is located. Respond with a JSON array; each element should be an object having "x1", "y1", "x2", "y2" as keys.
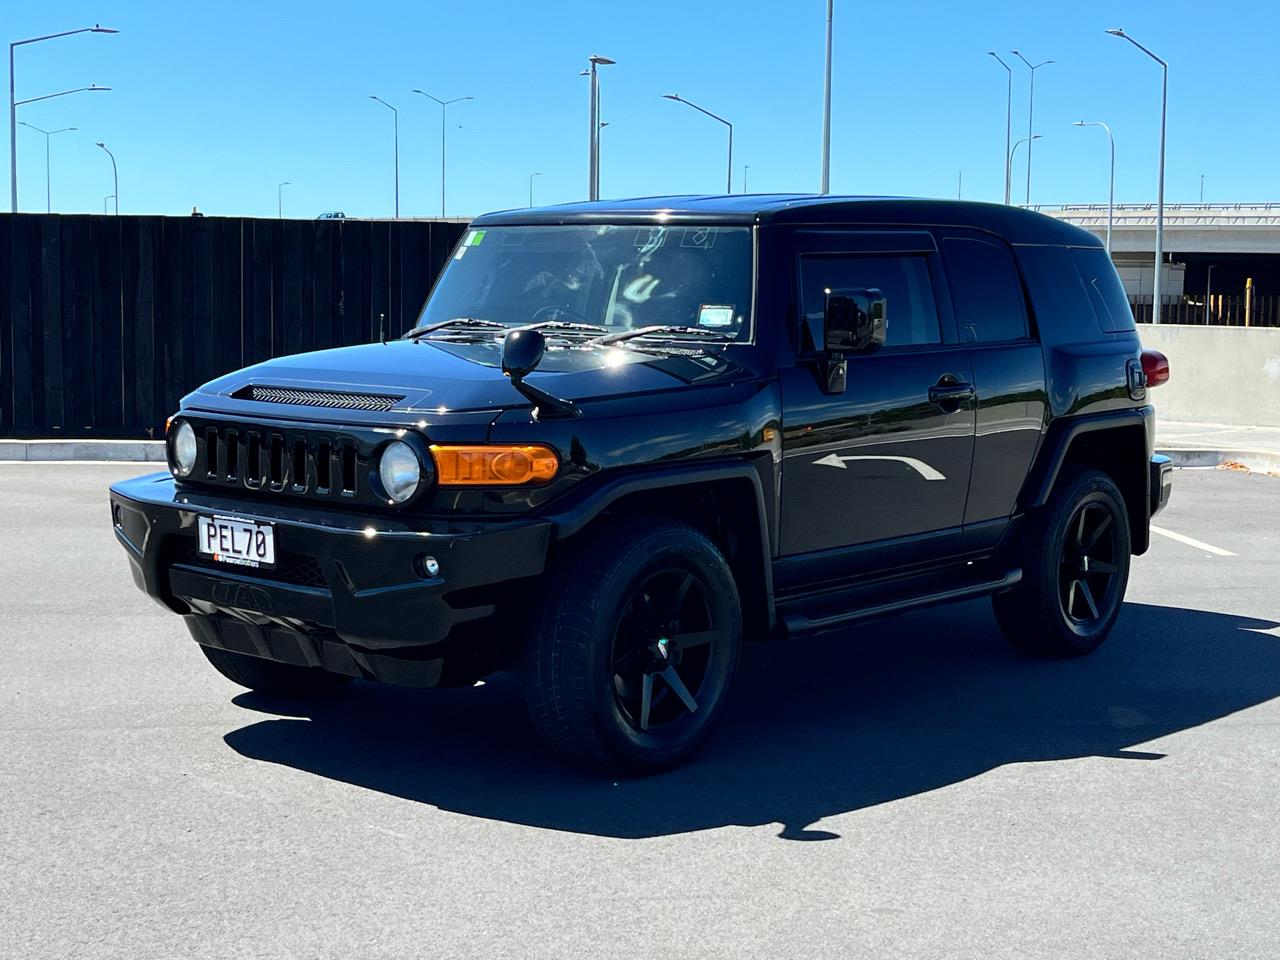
[
  {"x1": 1150, "y1": 454, "x2": 1173, "y2": 517},
  {"x1": 109, "y1": 473, "x2": 550, "y2": 686}
]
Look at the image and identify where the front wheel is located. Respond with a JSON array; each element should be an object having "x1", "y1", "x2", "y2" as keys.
[
  {"x1": 524, "y1": 521, "x2": 742, "y2": 774},
  {"x1": 994, "y1": 467, "x2": 1131, "y2": 657}
]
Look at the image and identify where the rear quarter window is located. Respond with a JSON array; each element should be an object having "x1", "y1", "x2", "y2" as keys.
[
  {"x1": 942, "y1": 236, "x2": 1030, "y2": 343},
  {"x1": 1069, "y1": 247, "x2": 1136, "y2": 333}
]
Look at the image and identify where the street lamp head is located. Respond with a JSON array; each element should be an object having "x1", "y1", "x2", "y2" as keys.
[
  {"x1": 589, "y1": 54, "x2": 615, "y2": 66},
  {"x1": 1073, "y1": 120, "x2": 1086, "y2": 126},
  {"x1": 1106, "y1": 28, "x2": 1126, "y2": 37},
  {"x1": 662, "y1": 93, "x2": 681, "y2": 101},
  {"x1": 91, "y1": 25, "x2": 120, "y2": 33},
  {"x1": 95, "y1": 141, "x2": 105, "y2": 148},
  {"x1": 88, "y1": 85, "x2": 111, "y2": 92}
]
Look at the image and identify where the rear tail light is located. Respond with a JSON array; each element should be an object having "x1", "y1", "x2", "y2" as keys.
[{"x1": 1141, "y1": 349, "x2": 1170, "y2": 388}]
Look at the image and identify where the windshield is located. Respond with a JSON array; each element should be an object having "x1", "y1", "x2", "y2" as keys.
[{"x1": 416, "y1": 224, "x2": 754, "y2": 340}]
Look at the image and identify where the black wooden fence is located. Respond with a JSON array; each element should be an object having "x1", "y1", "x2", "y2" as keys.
[{"x1": 0, "y1": 214, "x2": 468, "y2": 438}]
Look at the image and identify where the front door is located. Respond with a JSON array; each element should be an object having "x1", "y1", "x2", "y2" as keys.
[{"x1": 778, "y1": 230, "x2": 976, "y2": 575}]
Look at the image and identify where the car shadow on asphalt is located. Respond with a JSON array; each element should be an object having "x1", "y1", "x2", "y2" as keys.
[{"x1": 222, "y1": 600, "x2": 1280, "y2": 840}]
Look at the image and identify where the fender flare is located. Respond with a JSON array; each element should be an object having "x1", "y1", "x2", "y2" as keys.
[
  {"x1": 542, "y1": 460, "x2": 776, "y2": 626},
  {"x1": 1021, "y1": 406, "x2": 1154, "y2": 510}
]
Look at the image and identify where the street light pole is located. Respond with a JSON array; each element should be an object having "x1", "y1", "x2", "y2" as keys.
[
  {"x1": 95, "y1": 141, "x2": 117, "y2": 214},
  {"x1": 1009, "y1": 135, "x2": 1041, "y2": 188},
  {"x1": 1011, "y1": 51, "x2": 1053, "y2": 205},
  {"x1": 277, "y1": 181, "x2": 291, "y2": 219},
  {"x1": 9, "y1": 24, "x2": 117, "y2": 212},
  {"x1": 743, "y1": 164, "x2": 749, "y2": 193},
  {"x1": 987, "y1": 52, "x2": 1013, "y2": 204},
  {"x1": 586, "y1": 55, "x2": 614, "y2": 201},
  {"x1": 1108, "y1": 28, "x2": 1167, "y2": 324},
  {"x1": 820, "y1": 0, "x2": 833, "y2": 194},
  {"x1": 412, "y1": 90, "x2": 473, "y2": 217},
  {"x1": 663, "y1": 93, "x2": 733, "y2": 193},
  {"x1": 528, "y1": 171, "x2": 542, "y2": 207},
  {"x1": 369, "y1": 95, "x2": 400, "y2": 218},
  {"x1": 1074, "y1": 121, "x2": 1115, "y2": 255},
  {"x1": 17, "y1": 121, "x2": 75, "y2": 213}
]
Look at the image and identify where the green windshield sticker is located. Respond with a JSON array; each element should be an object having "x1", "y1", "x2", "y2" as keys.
[{"x1": 469, "y1": 230, "x2": 486, "y2": 246}]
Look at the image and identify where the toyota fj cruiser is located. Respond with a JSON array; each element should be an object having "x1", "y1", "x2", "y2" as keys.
[{"x1": 110, "y1": 195, "x2": 1173, "y2": 773}]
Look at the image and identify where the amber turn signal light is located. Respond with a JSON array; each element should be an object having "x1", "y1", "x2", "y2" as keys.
[{"x1": 429, "y1": 444, "x2": 559, "y2": 486}]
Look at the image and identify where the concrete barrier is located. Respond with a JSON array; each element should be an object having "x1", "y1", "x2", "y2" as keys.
[{"x1": 1139, "y1": 324, "x2": 1280, "y2": 427}]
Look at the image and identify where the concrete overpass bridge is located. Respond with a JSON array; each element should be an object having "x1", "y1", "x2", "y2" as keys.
[{"x1": 1034, "y1": 204, "x2": 1280, "y2": 325}]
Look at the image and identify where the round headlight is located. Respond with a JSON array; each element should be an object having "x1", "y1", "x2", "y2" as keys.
[
  {"x1": 171, "y1": 421, "x2": 197, "y2": 478},
  {"x1": 378, "y1": 441, "x2": 421, "y2": 503}
]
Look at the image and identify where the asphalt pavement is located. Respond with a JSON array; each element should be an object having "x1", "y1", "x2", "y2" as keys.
[{"x1": 2, "y1": 463, "x2": 1278, "y2": 960}]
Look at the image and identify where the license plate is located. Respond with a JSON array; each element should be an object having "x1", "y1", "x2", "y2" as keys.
[{"x1": 198, "y1": 515, "x2": 276, "y2": 568}]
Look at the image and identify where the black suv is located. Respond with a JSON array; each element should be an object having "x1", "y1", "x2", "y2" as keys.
[{"x1": 110, "y1": 195, "x2": 1173, "y2": 773}]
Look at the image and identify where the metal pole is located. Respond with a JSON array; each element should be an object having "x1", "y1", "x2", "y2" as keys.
[
  {"x1": 96, "y1": 141, "x2": 117, "y2": 213},
  {"x1": 1156, "y1": 61, "x2": 1167, "y2": 324},
  {"x1": 1074, "y1": 121, "x2": 1115, "y2": 255},
  {"x1": 820, "y1": 0, "x2": 833, "y2": 194},
  {"x1": 726, "y1": 122, "x2": 733, "y2": 193},
  {"x1": 277, "y1": 181, "x2": 290, "y2": 219},
  {"x1": 743, "y1": 164, "x2": 749, "y2": 193},
  {"x1": 589, "y1": 62, "x2": 598, "y2": 200},
  {"x1": 662, "y1": 94, "x2": 733, "y2": 194},
  {"x1": 987, "y1": 53, "x2": 1013, "y2": 205},
  {"x1": 440, "y1": 104, "x2": 446, "y2": 216},
  {"x1": 529, "y1": 171, "x2": 542, "y2": 207},
  {"x1": 1200, "y1": 174, "x2": 1205, "y2": 203},
  {"x1": 9, "y1": 25, "x2": 119, "y2": 212},
  {"x1": 1012, "y1": 52, "x2": 1053, "y2": 205},
  {"x1": 1205, "y1": 264, "x2": 1215, "y2": 323},
  {"x1": 10, "y1": 46, "x2": 17, "y2": 212},
  {"x1": 1107, "y1": 29, "x2": 1167, "y2": 324}
]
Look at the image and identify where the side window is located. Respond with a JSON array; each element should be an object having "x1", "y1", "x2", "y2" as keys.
[
  {"x1": 798, "y1": 254, "x2": 940, "y2": 351},
  {"x1": 942, "y1": 237, "x2": 1030, "y2": 342},
  {"x1": 1069, "y1": 247, "x2": 1136, "y2": 333}
]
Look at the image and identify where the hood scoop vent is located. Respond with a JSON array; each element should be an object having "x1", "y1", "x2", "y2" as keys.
[{"x1": 237, "y1": 385, "x2": 405, "y2": 412}]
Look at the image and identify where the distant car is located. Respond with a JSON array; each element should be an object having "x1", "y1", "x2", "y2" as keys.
[
  {"x1": 315, "y1": 211, "x2": 346, "y2": 220},
  {"x1": 110, "y1": 195, "x2": 1173, "y2": 774}
]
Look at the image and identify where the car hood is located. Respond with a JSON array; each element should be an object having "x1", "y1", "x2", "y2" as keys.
[{"x1": 188, "y1": 336, "x2": 753, "y2": 419}]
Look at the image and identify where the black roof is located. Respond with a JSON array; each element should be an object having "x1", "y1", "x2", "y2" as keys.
[{"x1": 472, "y1": 194, "x2": 1101, "y2": 246}]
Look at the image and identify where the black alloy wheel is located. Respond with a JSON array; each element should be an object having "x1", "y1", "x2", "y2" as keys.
[
  {"x1": 610, "y1": 567, "x2": 730, "y2": 734},
  {"x1": 993, "y1": 467, "x2": 1131, "y2": 657},
  {"x1": 1059, "y1": 500, "x2": 1123, "y2": 626}
]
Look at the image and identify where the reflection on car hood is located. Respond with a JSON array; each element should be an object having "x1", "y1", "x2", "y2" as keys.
[{"x1": 192, "y1": 336, "x2": 749, "y2": 414}]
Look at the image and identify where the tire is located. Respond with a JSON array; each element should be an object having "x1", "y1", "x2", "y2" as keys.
[
  {"x1": 193, "y1": 629, "x2": 351, "y2": 697},
  {"x1": 993, "y1": 466, "x2": 1131, "y2": 657},
  {"x1": 524, "y1": 520, "x2": 743, "y2": 774}
]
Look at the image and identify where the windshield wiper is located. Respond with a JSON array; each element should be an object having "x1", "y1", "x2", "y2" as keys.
[
  {"x1": 593, "y1": 325, "x2": 736, "y2": 346},
  {"x1": 511, "y1": 319, "x2": 608, "y2": 336},
  {"x1": 403, "y1": 317, "x2": 506, "y2": 340}
]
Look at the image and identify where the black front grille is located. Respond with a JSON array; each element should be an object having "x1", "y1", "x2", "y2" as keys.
[
  {"x1": 199, "y1": 423, "x2": 360, "y2": 500},
  {"x1": 238, "y1": 385, "x2": 404, "y2": 412}
]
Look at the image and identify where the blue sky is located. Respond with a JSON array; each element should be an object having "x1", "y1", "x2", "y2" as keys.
[{"x1": 8, "y1": 0, "x2": 1278, "y2": 218}]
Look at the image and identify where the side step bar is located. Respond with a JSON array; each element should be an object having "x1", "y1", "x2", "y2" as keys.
[{"x1": 781, "y1": 569, "x2": 1022, "y2": 637}]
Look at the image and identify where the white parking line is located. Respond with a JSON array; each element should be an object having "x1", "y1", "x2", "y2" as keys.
[{"x1": 1150, "y1": 524, "x2": 1237, "y2": 557}]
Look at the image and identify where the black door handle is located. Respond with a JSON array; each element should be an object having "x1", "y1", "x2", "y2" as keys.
[{"x1": 928, "y1": 382, "x2": 975, "y2": 404}]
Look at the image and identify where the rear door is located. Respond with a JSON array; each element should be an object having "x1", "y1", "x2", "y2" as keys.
[
  {"x1": 936, "y1": 231, "x2": 1048, "y2": 546},
  {"x1": 777, "y1": 230, "x2": 976, "y2": 578}
]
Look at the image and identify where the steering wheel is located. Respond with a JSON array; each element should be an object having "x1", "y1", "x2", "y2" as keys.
[{"x1": 531, "y1": 304, "x2": 590, "y2": 325}]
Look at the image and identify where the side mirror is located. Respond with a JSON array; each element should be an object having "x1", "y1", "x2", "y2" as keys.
[
  {"x1": 501, "y1": 328, "x2": 546, "y2": 383},
  {"x1": 499, "y1": 328, "x2": 580, "y2": 420},
  {"x1": 824, "y1": 288, "x2": 887, "y2": 354}
]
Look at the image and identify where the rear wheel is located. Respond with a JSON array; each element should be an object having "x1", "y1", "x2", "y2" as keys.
[
  {"x1": 190, "y1": 621, "x2": 351, "y2": 697},
  {"x1": 524, "y1": 521, "x2": 742, "y2": 774},
  {"x1": 994, "y1": 467, "x2": 1131, "y2": 657}
]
